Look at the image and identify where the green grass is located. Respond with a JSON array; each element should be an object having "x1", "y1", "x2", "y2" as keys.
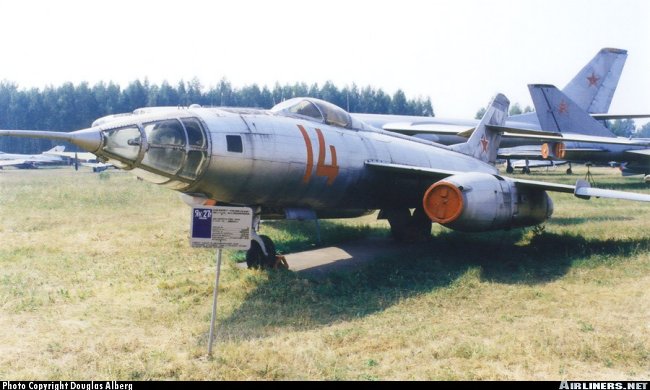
[{"x1": 1, "y1": 166, "x2": 649, "y2": 380}]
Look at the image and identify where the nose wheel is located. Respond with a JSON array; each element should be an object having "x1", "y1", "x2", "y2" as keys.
[{"x1": 246, "y1": 234, "x2": 277, "y2": 269}]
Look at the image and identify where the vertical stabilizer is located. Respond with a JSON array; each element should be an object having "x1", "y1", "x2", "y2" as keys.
[
  {"x1": 562, "y1": 48, "x2": 627, "y2": 113},
  {"x1": 529, "y1": 84, "x2": 616, "y2": 138},
  {"x1": 451, "y1": 93, "x2": 509, "y2": 164}
]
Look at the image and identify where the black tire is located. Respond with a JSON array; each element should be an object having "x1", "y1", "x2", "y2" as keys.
[
  {"x1": 245, "y1": 235, "x2": 277, "y2": 269},
  {"x1": 411, "y1": 208, "x2": 432, "y2": 241},
  {"x1": 566, "y1": 168, "x2": 573, "y2": 175},
  {"x1": 387, "y1": 208, "x2": 431, "y2": 242},
  {"x1": 246, "y1": 240, "x2": 264, "y2": 269},
  {"x1": 259, "y1": 235, "x2": 277, "y2": 268},
  {"x1": 387, "y1": 209, "x2": 411, "y2": 242}
]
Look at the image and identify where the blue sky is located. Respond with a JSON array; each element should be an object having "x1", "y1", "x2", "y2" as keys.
[{"x1": 1, "y1": 0, "x2": 648, "y2": 122}]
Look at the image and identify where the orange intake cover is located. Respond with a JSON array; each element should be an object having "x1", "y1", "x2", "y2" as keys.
[
  {"x1": 422, "y1": 181, "x2": 464, "y2": 224},
  {"x1": 554, "y1": 142, "x2": 566, "y2": 159},
  {"x1": 541, "y1": 143, "x2": 550, "y2": 159}
]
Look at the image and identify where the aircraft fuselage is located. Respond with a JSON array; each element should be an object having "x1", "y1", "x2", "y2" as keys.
[{"x1": 93, "y1": 105, "x2": 497, "y2": 216}]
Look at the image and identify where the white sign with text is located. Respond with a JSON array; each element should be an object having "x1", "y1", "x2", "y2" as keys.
[{"x1": 190, "y1": 206, "x2": 252, "y2": 249}]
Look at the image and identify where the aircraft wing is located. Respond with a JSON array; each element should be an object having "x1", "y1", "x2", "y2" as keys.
[
  {"x1": 0, "y1": 159, "x2": 28, "y2": 167},
  {"x1": 498, "y1": 147, "x2": 606, "y2": 160},
  {"x1": 364, "y1": 160, "x2": 459, "y2": 180},
  {"x1": 382, "y1": 122, "x2": 650, "y2": 148},
  {"x1": 365, "y1": 160, "x2": 650, "y2": 202},
  {"x1": 381, "y1": 122, "x2": 475, "y2": 136},
  {"x1": 511, "y1": 159, "x2": 568, "y2": 168},
  {"x1": 497, "y1": 148, "x2": 545, "y2": 160},
  {"x1": 490, "y1": 125, "x2": 650, "y2": 147},
  {"x1": 624, "y1": 149, "x2": 650, "y2": 157},
  {"x1": 46, "y1": 151, "x2": 98, "y2": 161},
  {"x1": 510, "y1": 177, "x2": 650, "y2": 202}
]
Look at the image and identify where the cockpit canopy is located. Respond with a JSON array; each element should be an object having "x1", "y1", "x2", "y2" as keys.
[{"x1": 271, "y1": 97, "x2": 372, "y2": 131}]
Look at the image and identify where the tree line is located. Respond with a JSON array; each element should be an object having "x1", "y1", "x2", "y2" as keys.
[{"x1": 0, "y1": 79, "x2": 434, "y2": 154}]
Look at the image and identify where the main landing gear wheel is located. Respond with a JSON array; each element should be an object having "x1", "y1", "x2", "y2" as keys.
[
  {"x1": 506, "y1": 160, "x2": 514, "y2": 174},
  {"x1": 386, "y1": 208, "x2": 432, "y2": 242},
  {"x1": 246, "y1": 235, "x2": 277, "y2": 269}
]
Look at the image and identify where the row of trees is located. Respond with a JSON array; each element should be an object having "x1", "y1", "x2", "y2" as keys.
[
  {"x1": 2, "y1": 77, "x2": 647, "y2": 154},
  {"x1": 0, "y1": 79, "x2": 434, "y2": 153}
]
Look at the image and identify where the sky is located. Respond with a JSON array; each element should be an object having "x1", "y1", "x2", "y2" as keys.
[{"x1": 0, "y1": 0, "x2": 648, "y2": 122}]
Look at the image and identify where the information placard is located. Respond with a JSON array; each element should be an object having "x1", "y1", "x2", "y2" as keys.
[{"x1": 190, "y1": 206, "x2": 252, "y2": 249}]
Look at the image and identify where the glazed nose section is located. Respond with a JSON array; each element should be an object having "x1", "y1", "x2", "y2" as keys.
[{"x1": 100, "y1": 125, "x2": 142, "y2": 162}]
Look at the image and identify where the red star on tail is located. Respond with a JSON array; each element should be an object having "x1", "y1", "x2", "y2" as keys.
[
  {"x1": 587, "y1": 71, "x2": 600, "y2": 87},
  {"x1": 480, "y1": 134, "x2": 489, "y2": 153}
]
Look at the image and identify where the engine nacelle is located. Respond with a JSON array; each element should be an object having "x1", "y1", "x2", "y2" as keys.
[{"x1": 422, "y1": 172, "x2": 553, "y2": 232}]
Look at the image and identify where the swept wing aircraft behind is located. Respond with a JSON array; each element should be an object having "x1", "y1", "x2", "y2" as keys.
[
  {"x1": 353, "y1": 48, "x2": 629, "y2": 146},
  {"x1": 3, "y1": 94, "x2": 650, "y2": 268},
  {"x1": 0, "y1": 145, "x2": 65, "y2": 169},
  {"x1": 524, "y1": 84, "x2": 650, "y2": 179}
]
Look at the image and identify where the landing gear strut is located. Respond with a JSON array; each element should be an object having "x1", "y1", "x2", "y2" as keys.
[
  {"x1": 383, "y1": 208, "x2": 432, "y2": 242},
  {"x1": 245, "y1": 207, "x2": 277, "y2": 269},
  {"x1": 521, "y1": 159, "x2": 531, "y2": 174},
  {"x1": 506, "y1": 159, "x2": 514, "y2": 174}
]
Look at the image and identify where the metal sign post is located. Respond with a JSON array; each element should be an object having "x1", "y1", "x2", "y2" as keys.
[
  {"x1": 207, "y1": 248, "x2": 223, "y2": 356},
  {"x1": 189, "y1": 206, "x2": 252, "y2": 356}
]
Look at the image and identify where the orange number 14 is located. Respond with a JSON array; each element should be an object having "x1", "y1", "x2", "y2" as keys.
[{"x1": 297, "y1": 125, "x2": 339, "y2": 185}]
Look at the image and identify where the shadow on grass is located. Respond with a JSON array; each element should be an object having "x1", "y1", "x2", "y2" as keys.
[
  {"x1": 220, "y1": 228, "x2": 650, "y2": 340},
  {"x1": 549, "y1": 216, "x2": 635, "y2": 226},
  {"x1": 261, "y1": 219, "x2": 388, "y2": 254}
]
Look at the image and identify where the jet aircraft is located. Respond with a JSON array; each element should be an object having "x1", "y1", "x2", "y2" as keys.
[
  {"x1": 2, "y1": 94, "x2": 650, "y2": 269},
  {"x1": 516, "y1": 84, "x2": 650, "y2": 180},
  {"x1": 0, "y1": 145, "x2": 65, "y2": 169},
  {"x1": 353, "y1": 48, "x2": 628, "y2": 149}
]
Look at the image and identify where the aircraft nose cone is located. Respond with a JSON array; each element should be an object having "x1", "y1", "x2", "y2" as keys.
[{"x1": 68, "y1": 127, "x2": 102, "y2": 153}]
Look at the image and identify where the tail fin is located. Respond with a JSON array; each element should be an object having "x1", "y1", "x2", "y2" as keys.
[
  {"x1": 451, "y1": 93, "x2": 509, "y2": 164},
  {"x1": 562, "y1": 48, "x2": 627, "y2": 113},
  {"x1": 529, "y1": 84, "x2": 616, "y2": 138}
]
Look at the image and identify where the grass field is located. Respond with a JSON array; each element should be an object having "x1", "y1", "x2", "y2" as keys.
[{"x1": 1, "y1": 165, "x2": 649, "y2": 380}]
